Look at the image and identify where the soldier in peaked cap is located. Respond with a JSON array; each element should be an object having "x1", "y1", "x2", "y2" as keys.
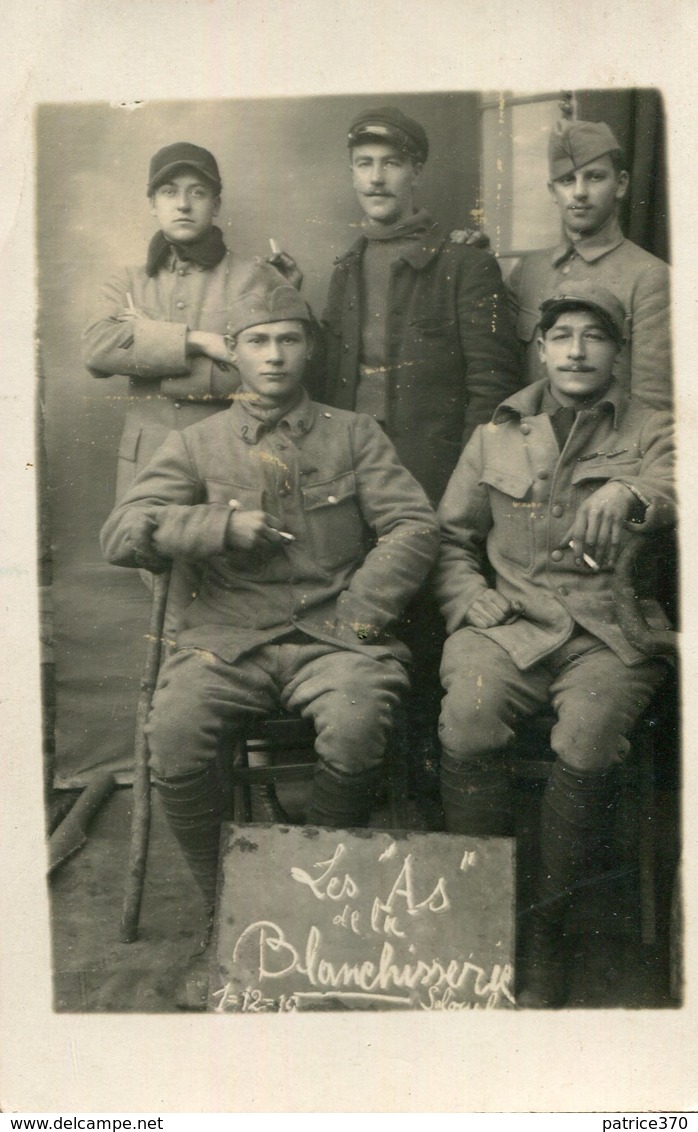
[
  {"x1": 507, "y1": 118, "x2": 672, "y2": 410},
  {"x1": 101, "y1": 285, "x2": 439, "y2": 967},
  {"x1": 272, "y1": 106, "x2": 522, "y2": 823},
  {"x1": 83, "y1": 142, "x2": 288, "y2": 503},
  {"x1": 435, "y1": 280, "x2": 675, "y2": 1007}
]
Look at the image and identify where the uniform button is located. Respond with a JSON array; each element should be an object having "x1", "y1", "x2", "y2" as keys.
[
  {"x1": 558, "y1": 585, "x2": 568, "y2": 596},
  {"x1": 561, "y1": 265, "x2": 571, "y2": 275},
  {"x1": 178, "y1": 267, "x2": 187, "y2": 276},
  {"x1": 278, "y1": 485, "x2": 291, "y2": 497},
  {"x1": 551, "y1": 549, "x2": 563, "y2": 562},
  {"x1": 341, "y1": 378, "x2": 348, "y2": 386},
  {"x1": 324, "y1": 412, "x2": 332, "y2": 418},
  {"x1": 537, "y1": 469, "x2": 549, "y2": 480},
  {"x1": 327, "y1": 495, "x2": 338, "y2": 504},
  {"x1": 173, "y1": 402, "x2": 181, "y2": 409},
  {"x1": 176, "y1": 301, "x2": 185, "y2": 309},
  {"x1": 552, "y1": 504, "x2": 563, "y2": 517},
  {"x1": 343, "y1": 344, "x2": 350, "y2": 352},
  {"x1": 520, "y1": 423, "x2": 531, "y2": 435}
]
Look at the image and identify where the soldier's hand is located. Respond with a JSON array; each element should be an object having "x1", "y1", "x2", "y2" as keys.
[
  {"x1": 465, "y1": 589, "x2": 522, "y2": 628},
  {"x1": 449, "y1": 227, "x2": 491, "y2": 250},
  {"x1": 187, "y1": 330, "x2": 235, "y2": 369},
  {"x1": 226, "y1": 509, "x2": 285, "y2": 551},
  {"x1": 267, "y1": 250, "x2": 303, "y2": 289},
  {"x1": 563, "y1": 481, "x2": 636, "y2": 570}
]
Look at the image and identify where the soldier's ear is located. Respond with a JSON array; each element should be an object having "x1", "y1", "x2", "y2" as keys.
[{"x1": 535, "y1": 333, "x2": 547, "y2": 364}]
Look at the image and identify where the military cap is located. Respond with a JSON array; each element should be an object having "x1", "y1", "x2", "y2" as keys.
[
  {"x1": 347, "y1": 106, "x2": 429, "y2": 163},
  {"x1": 226, "y1": 286, "x2": 312, "y2": 337},
  {"x1": 539, "y1": 282, "x2": 627, "y2": 343},
  {"x1": 147, "y1": 142, "x2": 222, "y2": 195},
  {"x1": 548, "y1": 119, "x2": 622, "y2": 181}
]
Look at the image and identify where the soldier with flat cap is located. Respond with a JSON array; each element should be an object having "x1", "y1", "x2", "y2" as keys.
[
  {"x1": 275, "y1": 107, "x2": 522, "y2": 817},
  {"x1": 507, "y1": 119, "x2": 672, "y2": 409},
  {"x1": 435, "y1": 280, "x2": 675, "y2": 1007},
  {"x1": 83, "y1": 142, "x2": 288, "y2": 501},
  {"x1": 100, "y1": 285, "x2": 439, "y2": 949}
]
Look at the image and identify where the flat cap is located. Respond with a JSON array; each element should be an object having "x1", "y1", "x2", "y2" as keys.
[
  {"x1": 539, "y1": 282, "x2": 627, "y2": 342},
  {"x1": 147, "y1": 142, "x2": 222, "y2": 195},
  {"x1": 226, "y1": 286, "x2": 312, "y2": 337},
  {"x1": 548, "y1": 119, "x2": 622, "y2": 181},
  {"x1": 347, "y1": 106, "x2": 429, "y2": 163}
]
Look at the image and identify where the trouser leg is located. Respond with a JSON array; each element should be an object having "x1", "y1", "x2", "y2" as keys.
[
  {"x1": 438, "y1": 630, "x2": 550, "y2": 836},
  {"x1": 520, "y1": 639, "x2": 668, "y2": 1007},
  {"x1": 281, "y1": 644, "x2": 409, "y2": 828},
  {"x1": 146, "y1": 647, "x2": 278, "y2": 907}
]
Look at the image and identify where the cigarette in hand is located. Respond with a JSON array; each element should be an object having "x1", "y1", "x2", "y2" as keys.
[
  {"x1": 569, "y1": 541, "x2": 600, "y2": 571},
  {"x1": 269, "y1": 238, "x2": 281, "y2": 256},
  {"x1": 278, "y1": 530, "x2": 295, "y2": 541},
  {"x1": 126, "y1": 292, "x2": 136, "y2": 313}
]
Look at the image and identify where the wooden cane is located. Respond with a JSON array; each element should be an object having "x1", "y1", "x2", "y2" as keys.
[{"x1": 120, "y1": 569, "x2": 171, "y2": 943}]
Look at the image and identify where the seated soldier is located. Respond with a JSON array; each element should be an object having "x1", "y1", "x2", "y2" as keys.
[
  {"x1": 100, "y1": 284, "x2": 439, "y2": 933},
  {"x1": 435, "y1": 281, "x2": 675, "y2": 1008}
]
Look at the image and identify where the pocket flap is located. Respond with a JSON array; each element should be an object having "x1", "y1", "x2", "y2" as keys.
[
  {"x1": 479, "y1": 465, "x2": 533, "y2": 500},
  {"x1": 571, "y1": 457, "x2": 641, "y2": 485},
  {"x1": 410, "y1": 316, "x2": 456, "y2": 336},
  {"x1": 204, "y1": 480, "x2": 262, "y2": 508},
  {"x1": 301, "y1": 471, "x2": 357, "y2": 511}
]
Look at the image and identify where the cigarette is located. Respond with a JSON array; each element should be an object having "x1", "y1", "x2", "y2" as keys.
[
  {"x1": 278, "y1": 530, "x2": 295, "y2": 541},
  {"x1": 126, "y1": 292, "x2": 136, "y2": 313},
  {"x1": 569, "y1": 541, "x2": 600, "y2": 571},
  {"x1": 269, "y1": 238, "x2": 281, "y2": 256}
]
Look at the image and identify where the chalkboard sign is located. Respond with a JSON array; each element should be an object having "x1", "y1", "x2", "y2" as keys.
[{"x1": 208, "y1": 823, "x2": 515, "y2": 1012}]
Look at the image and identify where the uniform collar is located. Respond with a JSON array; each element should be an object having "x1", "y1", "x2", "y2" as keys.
[
  {"x1": 550, "y1": 215, "x2": 625, "y2": 267},
  {"x1": 228, "y1": 389, "x2": 316, "y2": 444},
  {"x1": 492, "y1": 377, "x2": 627, "y2": 429},
  {"x1": 334, "y1": 211, "x2": 445, "y2": 271}
]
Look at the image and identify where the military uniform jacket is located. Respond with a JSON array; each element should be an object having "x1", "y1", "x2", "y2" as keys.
[
  {"x1": 100, "y1": 393, "x2": 439, "y2": 665},
  {"x1": 436, "y1": 380, "x2": 675, "y2": 669},
  {"x1": 321, "y1": 217, "x2": 522, "y2": 506},
  {"x1": 82, "y1": 248, "x2": 285, "y2": 494},
  {"x1": 507, "y1": 217, "x2": 672, "y2": 409}
]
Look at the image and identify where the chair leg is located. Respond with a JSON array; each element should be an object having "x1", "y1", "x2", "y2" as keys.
[{"x1": 637, "y1": 742, "x2": 657, "y2": 947}]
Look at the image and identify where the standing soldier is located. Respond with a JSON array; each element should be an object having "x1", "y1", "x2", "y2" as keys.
[
  {"x1": 507, "y1": 119, "x2": 672, "y2": 409},
  {"x1": 315, "y1": 107, "x2": 523, "y2": 810},
  {"x1": 83, "y1": 142, "x2": 287, "y2": 500}
]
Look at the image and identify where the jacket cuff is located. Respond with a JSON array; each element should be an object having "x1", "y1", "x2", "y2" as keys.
[{"x1": 133, "y1": 319, "x2": 190, "y2": 373}]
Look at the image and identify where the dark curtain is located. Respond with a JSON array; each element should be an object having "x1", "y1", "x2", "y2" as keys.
[{"x1": 576, "y1": 88, "x2": 670, "y2": 263}]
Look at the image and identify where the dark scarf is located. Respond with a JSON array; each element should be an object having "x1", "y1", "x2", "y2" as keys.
[
  {"x1": 146, "y1": 225, "x2": 227, "y2": 276},
  {"x1": 362, "y1": 206, "x2": 433, "y2": 242}
]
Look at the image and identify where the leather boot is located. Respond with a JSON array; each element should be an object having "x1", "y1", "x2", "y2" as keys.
[
  {"x1": 305, "y1": 761, "x2": 382, "y2": 829},
  {"x1": 517, "y1": 759, "x2": 620, "y2": 1009},
  {"x1": 440, "y1": 751, "x2": 514, "y2": 836}
]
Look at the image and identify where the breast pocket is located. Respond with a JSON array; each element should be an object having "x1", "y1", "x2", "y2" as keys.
[
  {"x1": 479, "y1": 465, "x2": 537, "y2": 569},
  {"x1": 571, "y1": 456, "x2": 642, "y2": 498},
  {"x1": 204, "y1": 479, "x2": 268, "y2": 575},
  {"x1": 301, "y1": 471, "x2": 366, "y2": 570}
]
